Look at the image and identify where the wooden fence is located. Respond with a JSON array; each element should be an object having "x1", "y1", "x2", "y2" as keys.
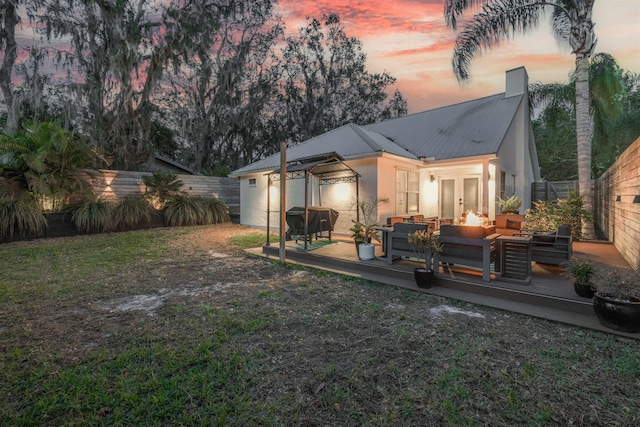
[
  {"x1": 1, "y1": 170, "x2": 240, "y2": 216},
  {"x1": 593, "y1": 137, "x2": 640, "y2": 271},
  {"x1": 91, "y1": 170, "x2": 240, "y2": 215},
  {"x1": 530, "y1": 180, "x2": 578, "y2": 202}
]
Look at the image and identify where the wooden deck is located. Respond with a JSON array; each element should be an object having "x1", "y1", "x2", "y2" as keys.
[{"x1": 249, "y1": 236, "x2": 639, "y2": 340}]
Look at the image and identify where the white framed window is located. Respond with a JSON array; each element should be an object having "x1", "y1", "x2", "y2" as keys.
[
  {"x1": 396, "y1": 169, "x2": 419, "y2": 214},
  {"x1": 248, "y1": 178, "x2": 257, "y2": 187}
]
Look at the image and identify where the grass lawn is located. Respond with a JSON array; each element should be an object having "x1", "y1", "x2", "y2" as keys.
[{"x1": 0, "y1": 224, "x2": 638, "y2": 426}]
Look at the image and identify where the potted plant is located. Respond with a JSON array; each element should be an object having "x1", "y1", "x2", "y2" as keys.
[
  {"x1": 591, "y1": 266, "x2": 640, "y2": 333},
  {"x1": 350, "y1": 220, "x2": 380, "y2": 260},
  {"x1": 497, "y1": 194, "x2": 522, "y2": 214},
  {"x1": 351, "y1": 197, "x2": 387, "y2": 260},
  {"x1": 408, "y1": 228, "x2": 443, "y2": 288},
  {"x1": 564, "y1": 259, "x2": 595, "y2": 298}
]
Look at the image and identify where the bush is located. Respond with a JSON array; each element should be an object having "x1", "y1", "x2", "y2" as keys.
[
  {"x1": 196, "y1": 196, "x2": 230, "y2": 224},
  {"x1": 72, "y1": 198, "x2": 114, "y2": 234},
  {"x1": 164, "y1": 195, "x2": 231, "y2": 227},
  {"x1": 164, "y1": 195, "x2": 204, "y2": 227},
  {"x1": 142, "y1": 171, "x2": 184, "y2": 209},
  {"x1": 112, "y1": 197, "x2": 155, "y2": 231},
  {"x1": 0, "y1": 194, "x2": 47, "y2": 241},
  {"x1": 524, "y1": 190, "x2": 590, "y2": 240}
]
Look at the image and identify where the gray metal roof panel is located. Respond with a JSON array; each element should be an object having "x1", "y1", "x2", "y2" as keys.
[
  {"x1": 231, "y1": 123, "x2": 404, "y2": 175},
  {"x1": 366, "y1": 93, "x2": 522, "y2": 160}
]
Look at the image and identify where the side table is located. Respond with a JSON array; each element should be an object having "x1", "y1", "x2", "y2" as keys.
[{"x1": 497, "y1": 236, "x2": 532, "y2": 285}]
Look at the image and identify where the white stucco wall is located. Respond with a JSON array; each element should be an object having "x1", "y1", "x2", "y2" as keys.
[
  {"x1": 496, "y1": 98, "x2": 535, "y2": 212},
  {"x1": 238, "y1": 157, "x2": 381, "y2": 234}
]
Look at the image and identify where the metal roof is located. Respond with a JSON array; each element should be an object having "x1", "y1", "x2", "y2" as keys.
[
  {"x1": 269, "y1": 154, "x2": 360, "y2": 182},
  {"x1": 365, "y1": 93, "x2": 522, "y2": 160},
  {"x1": 230, "y1": 91, "x2": 522, "y2": 176}
]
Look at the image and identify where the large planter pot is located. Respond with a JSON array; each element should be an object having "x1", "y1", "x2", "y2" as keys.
[
  {"x1": 414, "y1": 268, "x2": 435, "y2": 289},
  {"x1": 358, "y1": 243, "x2": 375, "y2": 260},
  {"x1": 593, "y1": 293, "x2": 640, "y2": 333},
  {"x1": 574, "y1": 282, "x2": 595, "y2": 299}
]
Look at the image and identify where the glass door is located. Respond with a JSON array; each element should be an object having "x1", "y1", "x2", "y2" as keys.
[{"x1": 439, "y1": 175, "x2": 480, "y2": 220}]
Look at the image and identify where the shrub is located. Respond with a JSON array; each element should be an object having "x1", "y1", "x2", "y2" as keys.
[
  {"x1": 524, "y1": 190, "x2": 590, "y2": 240},
  {"x1": 0, "y1": 194, "x2": 47, "y2": 241},
  {"x1": 196, "y1": 196, "x2": 230, "y2": 224},
  {"x1": 112, "y1": 197, "x2": 155, "y2": 231},
  {"x1": 72, "y1": 198, "x2": 114, "y2": 234},
  {"x1": 164, "y1": 195, "x2": 204, "y2": 227},
  {"x1": 497, "y1": 194, "x2": 522, "y2": 213},
  {"x1": 0, "y1": 121, "x2": 103, "y2": 211},
  {"x1": 142, "y1": 171, "x2": 184, "y2": 209}
]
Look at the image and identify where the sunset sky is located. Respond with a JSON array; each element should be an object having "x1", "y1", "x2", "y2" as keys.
[{"x1": 276, "y1": 0, "x2": 640, "y2": 113}]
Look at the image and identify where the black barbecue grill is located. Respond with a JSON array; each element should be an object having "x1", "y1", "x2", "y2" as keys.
[{"x1": 286, "y1": 207, "x2": 339, "y2": 242}]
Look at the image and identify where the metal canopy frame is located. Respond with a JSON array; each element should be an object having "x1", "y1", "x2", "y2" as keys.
[{"x1": 266, "y1": 152, "x2": 361, "y2": 250}]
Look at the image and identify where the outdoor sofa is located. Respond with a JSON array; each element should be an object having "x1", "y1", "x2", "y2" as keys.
[
  {"x1": 434, "y1": 225, "x2": 500, "y2": 282},
  {"x1": 384, "y1": 222, "x2": 430, "y2": 264},
  {"x1": 515, "y1": 224, "x2": 572, "y2": 265}
]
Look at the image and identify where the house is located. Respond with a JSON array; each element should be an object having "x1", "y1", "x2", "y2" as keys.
[{"x1": 229, "y1": 67, "x2": 541, "y2": 234}]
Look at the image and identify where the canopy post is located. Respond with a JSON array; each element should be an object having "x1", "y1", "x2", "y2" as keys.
[
  {"x1": 279, "y1": 142, "x2": 286, "y2": 263},
  {"x1": 266, "y1": 174, "x2": 271, "y2": 246},
  {"x1": 304, "y1": 170, "x2": 309, "y2": 251},
  {"x1": 356, "y1": 176, "x2": 360, "y2": 222}
]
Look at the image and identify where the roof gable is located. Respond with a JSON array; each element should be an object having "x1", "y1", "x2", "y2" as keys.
[
  {"x1": 366, "y1": 93, "x2": 522, "y2": 160},
  {"x1": 231, "y1": 123, "x2": 416, "y2": 176}
]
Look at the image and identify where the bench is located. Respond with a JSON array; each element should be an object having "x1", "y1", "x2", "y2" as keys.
[
  {"x1": 434, "y1": 225, "x2": 499, "y2": 282},
  {"x1": 515, "y1": 224, "x2": 572, "y2": 265}
]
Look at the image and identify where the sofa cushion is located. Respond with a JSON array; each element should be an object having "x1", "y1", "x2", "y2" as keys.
[{"x1": 557, "y1": 224, "x2": 571, "y2": 236}]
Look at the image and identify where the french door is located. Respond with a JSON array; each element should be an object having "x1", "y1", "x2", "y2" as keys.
[{"x1": 439, "y1": 175, "x2": 480, "y2": 220}]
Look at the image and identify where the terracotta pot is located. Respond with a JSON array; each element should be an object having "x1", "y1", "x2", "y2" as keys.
[
  {"x1": 593, "y1": 293, "x2": 640, "y2": 333},
  {"x1": 414, "y1": 268, "x2": 435, "y2": 289}
]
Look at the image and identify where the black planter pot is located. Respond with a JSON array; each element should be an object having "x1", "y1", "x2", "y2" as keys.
[
  {"x1": 414, "y1": 268, "x2": 435, "y2": 289},
  {"x1": 593, "y1": 293, "x2": 640, "y2": 333},
  {"x1": 574, "y1": 282, "x2": 595, "y2": 299}
]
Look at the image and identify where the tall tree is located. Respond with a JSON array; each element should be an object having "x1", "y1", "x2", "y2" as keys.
[
  {"x1": 444, "y1": 0, "x2": 598, "y2": 239},
  {"x1": 280, "y1": 13, "x2": 406, "y2": 143},
  {"x1": 164, "y1": 0, "x2": 283, "y2": 172},
  {"x1": 530, "y1": 53, "x2": 625, "y2": 180},
  {"x1": 532, "y1": 55, "x2": 639, "y2": 179},
  {"x1": 40, "y1": 0, "x2": 246, "y2": 169},
  {"x1": 0, "y1": 0, "x2": 44, "y2": 132}
]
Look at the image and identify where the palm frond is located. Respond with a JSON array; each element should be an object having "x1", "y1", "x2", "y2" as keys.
[{"x1": 451, "y1": 0, "x2": 549, "y2": 81}]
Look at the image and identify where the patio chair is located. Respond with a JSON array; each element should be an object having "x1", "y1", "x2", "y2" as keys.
[{"x1": 515, "y1": 224, "x2": 572, "y2": 265}]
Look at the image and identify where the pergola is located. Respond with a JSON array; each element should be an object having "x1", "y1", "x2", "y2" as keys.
[{"x1": 266, "y1": 152, "x2": 361, "y2": 250}]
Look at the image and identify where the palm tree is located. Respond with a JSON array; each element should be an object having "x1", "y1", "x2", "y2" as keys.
[
  {"x1": 444, "y1": 0, "x2": 598, "y2": 239},
  {"x1": 529, "y1": 53, "x2": 625, "y2": 182}
]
